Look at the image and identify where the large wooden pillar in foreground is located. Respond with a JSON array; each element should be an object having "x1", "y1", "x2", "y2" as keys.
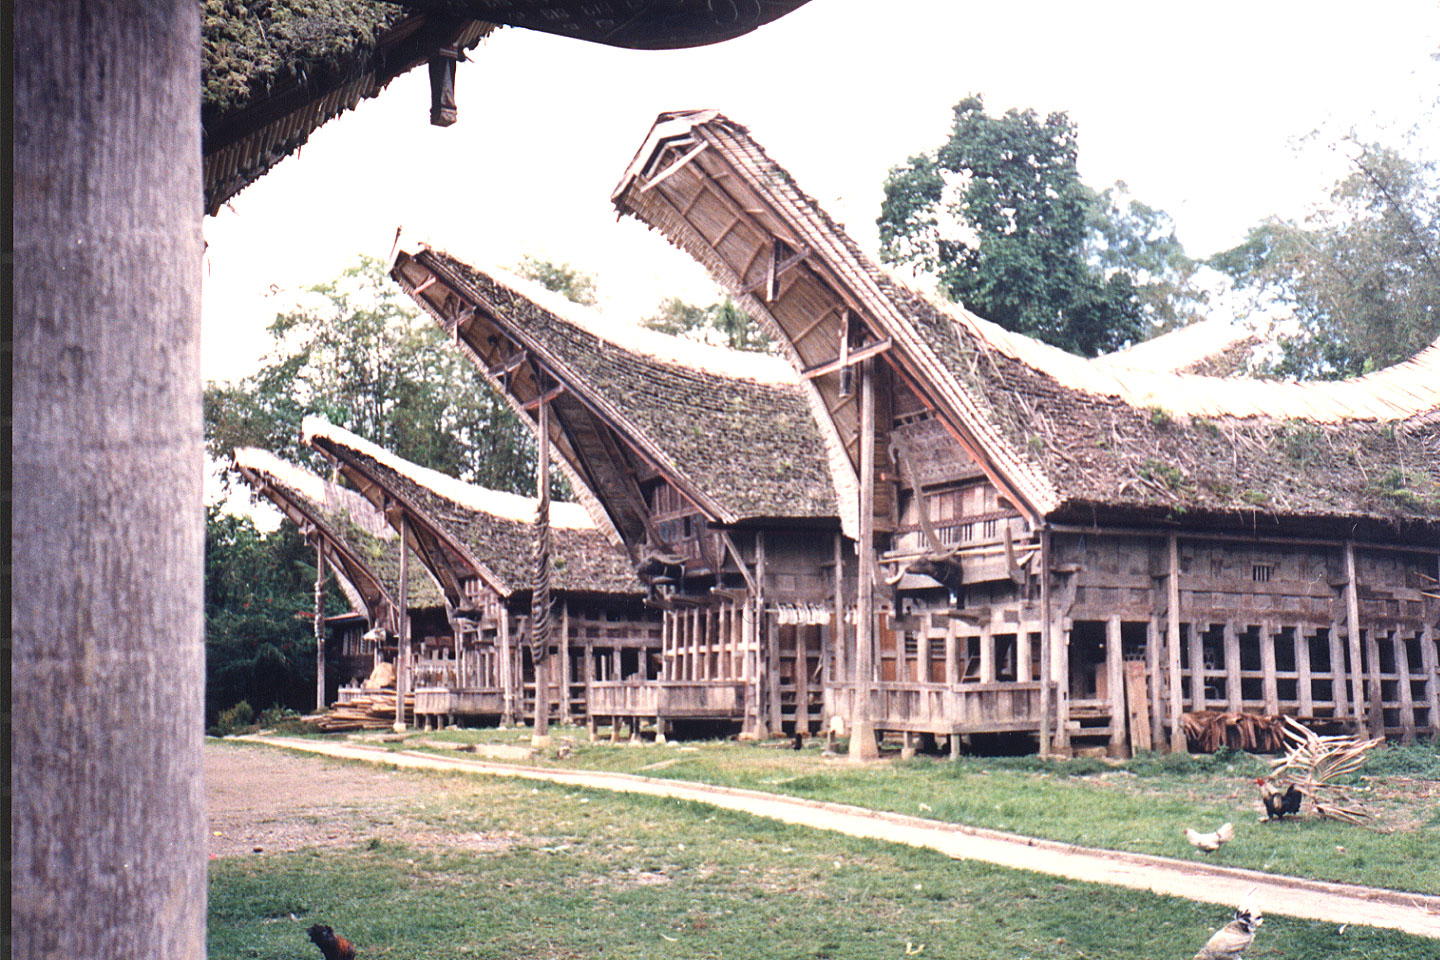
[
  {"x1": 13, "y1": 2, "x2": 206, "y2": 955},
  {"x1": 396, "y1": 513, "x2": 411, "y2": 732}
]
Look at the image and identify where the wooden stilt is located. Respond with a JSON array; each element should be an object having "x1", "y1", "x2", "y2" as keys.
[
  {"x1": 1344, "y1": 541, "x2": 1373, "y2": 735},
  {"x1": 1260, "y1": 620, "x2": 1279, "y2": 716},
  {"x1": 1395, "y1": 630, "x2": 1416, "y2": 742},
  {"x1": 849, "y1": 358, "x2": 879, "y2": 761},
  {"x1": 1420, "y1": 623, "x2": 1439, "y2": 738},
  {"x1": 1166, "y1": 534, "x2": 1185, "y2": 753},
  {"x1": 395, "y1": 513, "x2": 410, "y2": 733},
  {"x1": 1223, "y1": 621, "x2": 1242, "y2": 713},
  {"x1": 315, "y1": 542, "x2": 326, "y2": 713},
  {"x1": 1297, "y1": 627, "x2": 1315, "y2": 718},
  {"x1": 1038, "y1": 529, "x2": 1053, "y2": 758},
  {"x1": 1187, "y1": 618, "x2": 1205, "y2": 712},
  {"x1": 1106, "y1": 617, "x2": 1127, "y2": 757}
]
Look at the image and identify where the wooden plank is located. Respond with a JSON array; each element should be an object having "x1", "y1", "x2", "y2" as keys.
[
  {"x1": 795, "y1": 624, "x2": 811, "y2": 735},
  {"x1": 799, "y1": 338, "x2": 893, "y2": 380},
  {"x1": 1223, "y1": 621, "x2": 1242, "y2": 713},
  {"x1": 1260, "y1": 620, "x2": 1280, "y2": 715},
  {"x1": 640, "y1": 140, "x2": 708, "y2": 193},
  {"x1": 1125, "y1": 660, "x2": 1153, "y2": 753},
  {"x1": 1188, "y1": 619, "x2": 1205, "y2": 712},
  {"x1": 1146, "y1": 615, "x2": 1163, "y2": 741},
  {"x1": 1107, "y1": 617, "x2": 1128, "y2": 756}
]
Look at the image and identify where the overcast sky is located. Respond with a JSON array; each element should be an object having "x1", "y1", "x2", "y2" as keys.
[{"x1": 202, "y1": 0, "x2": 1438, "y2": 385}]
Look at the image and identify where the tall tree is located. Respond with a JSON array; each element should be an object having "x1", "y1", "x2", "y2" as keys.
[
  {"x1": 206, "y1": 256, "x2": 545, "y2": 496},
  {"x1": 642, "y1": 295, "x2": 773, "y2": 352},
  {"x1": 14, "y1": 1, "x2": 207, "y2": 956},
  {"x1": 515, "y1": 254, "x2": 599, "y2": 305},
  {"x1": 878, "y1": 94, "x2": 1202, "y2": 356},
  {"x1": 1210, "y1": 137, "x2": 1440, "y2": 379}
]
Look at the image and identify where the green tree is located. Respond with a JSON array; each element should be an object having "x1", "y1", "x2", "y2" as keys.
[
  {"x1": 878, "y1": 94, "x2": 1201, "y2": 356},
  {"x1": 203, "y1": 506, "x2": 346, "y2": 721},
  {"x1": 515, "y1": 254, "x2": 599, "y2": 306},
  {"x1": 1210, "y1": 137, "x2": 1440, "y2": 379},
  {"x1": 642, "y1": 295, "x2": 773, "y2": 352},
  {"x1": 206, "y1": 255, "x2": 541, "y2": 495}
]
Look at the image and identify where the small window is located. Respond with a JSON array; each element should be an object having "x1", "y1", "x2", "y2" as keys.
[
  {"x1": 1252, "y1": 563, "x2": 1273, "y2": 583},
  {"x1": 961, "y1": 522, "x2": 975, "y2": 542},
  {"x1": 982, "y1": 519, "x2": 999, "y2": 539}
]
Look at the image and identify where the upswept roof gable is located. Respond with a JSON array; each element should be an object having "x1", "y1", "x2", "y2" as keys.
[
  {"x1": 395, "y1": 249, "x2": 839, "y2": 526},
  {"x1": 613, "y1": 110, "x2": 1440, "y2": 533},
  {"x1": 303, "y1": 417, "x2": 643, "y2": 597}
]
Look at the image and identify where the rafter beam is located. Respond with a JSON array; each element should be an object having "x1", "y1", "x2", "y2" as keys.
[{"x1": 800, "y1": 338, "x2": 892, "y2": 380}]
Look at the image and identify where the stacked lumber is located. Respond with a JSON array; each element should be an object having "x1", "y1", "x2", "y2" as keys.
[
  {"x1": 302, "y1": 689, "x2": 414, "y2": 732},
  {"x1": 1182, "y1": 711, "x2": 1287, "y2": 753}
]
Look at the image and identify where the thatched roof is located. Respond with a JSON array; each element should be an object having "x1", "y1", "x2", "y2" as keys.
[
  {"x1": 613, "y1": 110, "x2": 1440, "y2": 540},
  {"x1": 390, "y1": 248, "x2": 842, "y2": 538},
  {"x1": 232, "y1": 447, "x2": 446, "y2": 625},
  {"x1": 303, "y1": 417, "x2": 644, "y2": 601},
  {"x1": 1093, "y1": 319, "x2": 1265, "y2": 377},
  {"x1": 202, "y1": 2, "x2": 492, "y2": 214}
]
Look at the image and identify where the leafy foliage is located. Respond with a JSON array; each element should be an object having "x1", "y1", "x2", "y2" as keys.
[
  {"x1": 1211, "y1": 137, "x2": 1440, "y2": 379},
  {"x1": 513, "y1": 254, "x2": 599, "y2": 306},
  {"x1": 205, "y1": 506, "x2": 347, "y2": 722},
  {"x1": 878, "y1": 94, "x2": 1203, "y2": 356},
  {"x1": 641, "y1": 295, "x2": 773, "y2": 352},
  {"x1": 205, "y1": 255, "x2": 544, "y2": 496}
]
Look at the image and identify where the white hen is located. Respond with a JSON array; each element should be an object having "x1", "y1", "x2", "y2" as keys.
[{"x1": 1184, "y1": 822, "x2": 1235, "y2": 853}]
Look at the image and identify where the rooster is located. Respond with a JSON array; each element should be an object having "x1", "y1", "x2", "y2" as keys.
[
  {"x1": 1184, "y1": 822, "x2": 1235, "y2": 853},
  {"x1": 1256, "y1": 778, "x2": 1302, "y2": 821},
  {"x1": 1192, "y1": 902, "x2": 1263, "y2": 960},
  {"x1": 308, "y1": 924, "x2": 356, "y2": 960}
]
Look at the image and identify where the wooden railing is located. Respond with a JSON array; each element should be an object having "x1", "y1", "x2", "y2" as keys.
[
  {"x1": 827, "y1": 680, "x2": 1052, "y2": 734},
  {"x1": 414, "y1": 685, "x2": 505, "y2": 717},
  {"x1": 589, "y1": 681, "x2": 659, "y2": 717},
  {"x1": 657, "y1": 680, "x2": 745, "y2": 719}
]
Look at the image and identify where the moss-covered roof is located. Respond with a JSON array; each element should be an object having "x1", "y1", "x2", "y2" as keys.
[
  {"x1": 419, "y1": 251, "x2": 839, "y2": 524},
  {"x1": 303, "y1": 420, "x2": 645, "y2": 598},
  {"x1": 233, "y1": 447, "x2": 446, "y2": 613},
  {"x1": 614, "y1": 110, "x2": 1440, "y2": 539}
]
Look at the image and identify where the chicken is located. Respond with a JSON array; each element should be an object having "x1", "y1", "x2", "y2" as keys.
[
  {"x1": 1192, "y1": 903, "x2": 1263, "y2": 960},
  {"x1": 1256, "y1": 778, "x2": 1302, "y2": 820},
  {"x1": 791, "y1": 733, "x2": 805, "y2": 750},
  {"x1": 1184, "y1": 822, "x2": 1235, "y2": 853},
  {"x1": 308, "y1": 924, "x2": 356, "y2": 960}
]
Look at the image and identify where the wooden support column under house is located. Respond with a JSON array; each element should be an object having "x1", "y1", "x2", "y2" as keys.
[
  {"x1": 1106, "y1": 616, "x2": 1127, "y2": 757},
  {"x1": 531, "y1": 385, "x2": 552, "y2": 746},
  {"x1": 1166, "y1": 533, "x2": 1185, "y2": 753},
  {"x1": 1344, "y1": 541, "x2": 1372, "y2": 735},
  {"x1": 395, "y1": 512, "x2": 410, "y2": 733},
  {"x1": 1223, "y1": 621, "x2": 1242, "y2": 713},
  {"x1": 500, "y1": 609, "x2": 514, "y2": 727},
  {"x1": 1261, "y1": 620, "x2": 1280, "y2": 716},
  {"x1": 850, "y1": 358, "x2": 879, "y2": 760},
  {"x1": 314, "y1": 541, "x2": 326, "y2": 713},
  {"x1": 1038, "y1": 529, "x2": 1053, "y2": 758}
]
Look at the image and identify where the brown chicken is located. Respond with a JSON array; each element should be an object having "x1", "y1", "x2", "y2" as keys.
[
  {"x1": 1192, "y1": 904, "x2": 1263, "y2": 960},
  {"x1": 308, "y1": 924, "x2": 356, "y2": 960}
]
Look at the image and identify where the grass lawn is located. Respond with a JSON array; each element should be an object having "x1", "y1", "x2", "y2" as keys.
[
  {"x1": 209, "y1": 760, "x2": 1437, "y2": 960},
  {"x1": 354, "y1": 725, "x2": 1440, "y2": 896}
]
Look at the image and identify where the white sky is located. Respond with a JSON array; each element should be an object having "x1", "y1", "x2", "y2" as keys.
[{"x1": 203, "y1": 0, "x2": 1438, "y2": 523}]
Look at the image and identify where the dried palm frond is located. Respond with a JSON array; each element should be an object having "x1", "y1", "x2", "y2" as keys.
[
  {"x1": 1267, "y1": 716, "x2": 1381, "y2": 823},
  {"x1": 1182, "y1": 711, "x2": 1287, "y2": 753}
]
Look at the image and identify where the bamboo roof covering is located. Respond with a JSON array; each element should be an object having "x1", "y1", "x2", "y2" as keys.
[
  {"x1": 390, "y1": 248, "x2": 842, "y2": 543},
  {"x1": 304, "y1": 417, "x2": 644, "y2": 602},
  {"x1": 614, "y1": 110, "x2": 1440, "y2": 535},
  {"x1": 232, "y1": 447, "x2": 446, "y2": 627}
]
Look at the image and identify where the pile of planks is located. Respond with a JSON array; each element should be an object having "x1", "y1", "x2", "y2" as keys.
[
  {"x1": 1182, "y1": 710, "x2": 1287, "y2": 753},
  {"x1": 302, "y1": 689, "x2": 414, "y2": 732}
]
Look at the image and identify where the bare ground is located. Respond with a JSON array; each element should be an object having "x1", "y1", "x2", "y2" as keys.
[{"x1": 217, "y1": 736, "x2": 1440, "y2": 938}]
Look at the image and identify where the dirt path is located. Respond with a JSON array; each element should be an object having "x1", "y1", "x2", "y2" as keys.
[{"x1": 236, "y1": 735, "x2": 1440, "y2": 938}]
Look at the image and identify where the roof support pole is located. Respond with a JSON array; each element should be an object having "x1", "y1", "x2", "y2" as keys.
[
  {"x1": 532, "y1": 388, "x2": 553, "y2": 745},
  {"x1": 395, "y1": 514, "x2": 410, "y2": 733},
  {"x1": 315, "y1": 541, "x2": 327, "y2": 713},
  {"x1": 1166, "y1": 534, "x2": 1186, "y2": 753},
  {"x1": 850, "y1": 358, "x2": 880, "y2": 760},
  {"x1": 1344, "y1": 541, "x2": 1373, "y2": 736}
]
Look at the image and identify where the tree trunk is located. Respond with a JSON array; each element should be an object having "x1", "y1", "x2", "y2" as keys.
[{"x1": 13, "y1": 2, "x2": 206, "y2": 957}]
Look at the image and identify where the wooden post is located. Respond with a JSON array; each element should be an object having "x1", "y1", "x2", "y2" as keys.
[
  {"x1": 833, "y1": 532, "x2": 847, "y2": 685},
  {"x1": 946, "y1": 621, "x2": 959, "y2": 686},
  {"x1": 14, "y1": 4, "x2": 206, "y2": 953},
  {"x1": 1016, "y1": 628, "x2": 1031, "y2": 684},
  {"x1": 1038, "y1": 529, "x2": 1053, "y2": 758},
  {"x1": 849, "y1": 358, "x2": 880, "y2": 760},
  {"x1": 768, "y1": 617, "x2": 783, "y2": 735},
  {"x1": 1421, "y1": 624, "x2": 1439, "y2": 738},
  {"x1": 1297, "y1": 628, "x2": 1315, "y2": 718},
  {"x1": 1328, "y1": 619, "x2": 1349, "y2": 722},
  {"x1": 1106, "y1": 617, "x2": 1127, "y2": 757},
  {"x1": 396, "y1": 513, "x2": 411, "y2": 732},
  {"x1": 1395, "y1": 631, "x2": 1416, "y2": 743},
  {"x1": 499, "y1": 609, "x2": 514, "y2": 727},
  {"x1": 1260, "y1": 621, "x2": 1280, "y2": 716},
  {"x1": 1146, "y1": 615, "x2": 1163, "y2": 745},
  {"x1": 561, "y1": 600, "x2": 572, "y2": 726},
  {"x1": 1223, "y1": 621, "x2": 1242, "y2": 713},
  {"x1": 1188, "y1": 619, "x2": 1205, "y2": 712},
  {"x1": 1166, "y1": 534, "x2": 1186, "y2": 752},
  {"x1": 315, "y1": 542, "x2": 327, "y2": 713},
  {"x1": 979, "y1": 623, "x2": 994, "y2": 684},
  {"x1": 531, "y1": 389, "x2": 552, "y2": 745},
  {"x1": 1344, "y1": 541, "x2": 1372, "y2": 735}
]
